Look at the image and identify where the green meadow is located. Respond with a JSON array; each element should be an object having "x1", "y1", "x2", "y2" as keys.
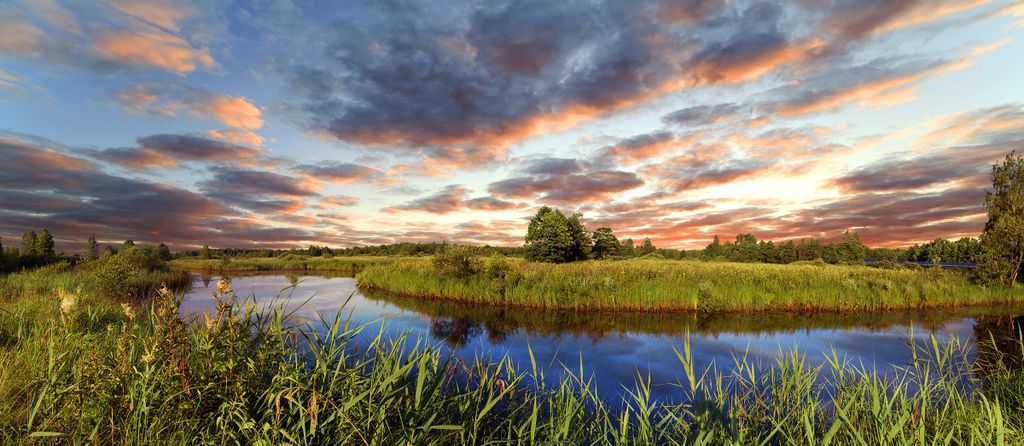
[{"x1": 356, "y1": 256, "x2": 1024, "y2": 313}]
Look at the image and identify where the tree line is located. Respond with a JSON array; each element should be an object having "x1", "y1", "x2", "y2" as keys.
[{"x1": 0, "y1": 230, "x2": 171, "y2": 273}]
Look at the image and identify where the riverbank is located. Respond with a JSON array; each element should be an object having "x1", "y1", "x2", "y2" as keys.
[
  {"x1": 356, "y1": 257, "x2": 1024, "y2": 312},
  {"x1": 2, "y1": 264, "x2": 1023, "y2": 443},
  {"x1": 170, "y1": 254, "x2": 398, "y2": 273}
]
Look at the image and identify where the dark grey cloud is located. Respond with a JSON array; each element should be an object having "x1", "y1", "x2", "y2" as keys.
[
  {"x1": 489, "y1": 157, "x2": 644, "y2": 203},
  {"x1": 277, "y1": 0, "x2": 847, "y2": 165},
  {"x1": 293, "y1": 162, "x2": 387, "y2": 184},
  {"x1": 199, "y1": 167, "x2": 319, "y2": 213},
  {"x1": 662, "y1": 103, "x2": 742, "y2": 126}
]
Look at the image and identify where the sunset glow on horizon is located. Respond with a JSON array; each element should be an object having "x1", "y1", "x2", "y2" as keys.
[{"x1": 2, "y1": 0, "x2": 1023, "y2": 251}]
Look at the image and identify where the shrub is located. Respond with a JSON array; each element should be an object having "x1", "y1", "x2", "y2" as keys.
[
  {"x1": 92, "y1": 252, "x2": 145, "y2": 299},
  {"x1": 868, "y1": 260, "x2": 902, "y2": 270},
  {"x1": 432, "y1": 246, "x2": 481, "y2": 278}
]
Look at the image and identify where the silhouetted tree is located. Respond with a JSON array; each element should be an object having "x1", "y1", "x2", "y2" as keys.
[
  {"x1": 87, "y1": 235, "x2": 99, "y2": 260},
  {"x1": 103, "y1": 245, "x2": 117, "y2": 257},
  {"x1": 122, "y1": 239, "x2": 136, "y2": 252},
  {"x1": 199, "y1": 244, "x2": 212, "y2": 259},
  {"x1": 157, "y1": 243, "x2": 172, "y2": 261}
]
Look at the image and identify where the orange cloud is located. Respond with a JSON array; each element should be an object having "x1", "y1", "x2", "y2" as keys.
[
  {"x1": 93, "y1": 27, "x2": 215, "y2": 73},
  {"x1": 206, "y1": 129, "x2": 265, "y2": 146},
  {"x1": 199, "y1": 96, "x2": 263, "y2": 130}
]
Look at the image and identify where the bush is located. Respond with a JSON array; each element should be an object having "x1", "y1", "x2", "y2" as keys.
[
  {"x1": 432, "y1": 246, "x2": 481, "y2": 278},
  {"x1": 868, "y1": 260, "x2": 902, "y2": 270},
  {"x1": 485, "y1": 254, "x2": 512, "y2": 280},
  {"x1": 92, "y1": 252, "x2": 145, "y2": 299}
]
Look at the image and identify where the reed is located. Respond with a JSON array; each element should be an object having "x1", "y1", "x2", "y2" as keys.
[
  {"x1": 170, "y1": 254, "x2": 399, "y2": 273},
  {"x1": 0, "y1": 270, "x2": 1022, "y2": 444},
  {"x1": 357, "y1": 257, "x2": 1024, "y2": 312}
]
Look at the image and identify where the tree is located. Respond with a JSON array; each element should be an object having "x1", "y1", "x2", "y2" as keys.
[
  {"x1": 122, "y1": 239, "x2": 136, "y2": 252},
  {"x1": 837, "y1": 230, "x2": 866, "y2": 263},
  {"x1": 87, "y1": 235, "x2": 99, "y2": 260},
  {"x1": 156, "y1": 243, "x2": 172, "y2": 261},
  {"x1": 703, "y1": 235, "x2": 723, "y2": 260},
  {"x1": 979, "y1": 152, "x2": 1024, "y2": 285},
  {"x1": 36, "y1": 228, "x2": 55, "y2": 259},
  {"x1": 103, "y1": 245, "x2": 117, "y2": 257},
  {"x1": 199, "y1": 244, "x2": 212, "y2": 259},
  {"x1": 637, "y1": 238, "x2": 657, "y2": 256},
  {"x1": 21, "y1": 230, "x2": 37, "y2": 257},
  {"x1": 524, "y1": 206, "x2": 574, "y2": 263},
  {"x1": 591, "y1": 227, "x2": 619, "y2": 259},
  {"x1": 566, "y1": 213, "x2": 592, "y2": 261},
  {"x1": 620, "y1": 238, "x2": 636, "y2": 258}
]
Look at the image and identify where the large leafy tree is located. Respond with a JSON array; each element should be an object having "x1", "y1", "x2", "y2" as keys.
[
  {"x1": 979, "y1": 152, "x2": 1024, "y2": 285},
  {"x1": 566, "y1": 213, "x2": 592, "y2": 261},
  {"x1": 524, "y1": 206, "x2": 576, "y2": 263},
  {"x1": 637, "y1": 238, "x2": 657, "y2": 256},
  {"x1": 591, "y1": 227, "x2": 619, "y2": 259},
  {"x1": 21, "y1": 230, "x2": 37, "y2": 258},
  {"x1": 35, "y1": 228, "x2": 55, "y2": 259}
]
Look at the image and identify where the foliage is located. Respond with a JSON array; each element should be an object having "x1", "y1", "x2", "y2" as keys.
[
  {"x1": 702, "y1": 232, "x2": 873, "y2": 264},
  {"x1": 524, "y1": 206, "x2": 576, "y2": 263},
  {"x1": 979, "y1": 151, "x2": 1024, "y2": 286},
  {"x1": 637, "y1": 237, "x2": 657, "y2": 256},
  {"x1": 3, "y1": 268, "x2": 1024, "y2": 443},
  {"x1": 432, "y1": 245, "x2": 481, "y2": 278},
  {"x1": 907, "y1": 237, "x2": 981, "y2": 264},
  {"x1": 34, "y1": 229, "x2": 54, "y2": 260},
  {"x1": 86, "y1": 235, "x2": 99, "y2": 260},
  {"x1": 199, "y1": 244, "x2": 211, "y2": 259},
  {"x1": 591, "y1": 227, "x2": 619, "y2": 259},
  {"x1": 20, "y1": 231, "x2": 37, "y2": 258},
  {"x1": 358, "y1": 257, "x2": 1023, "y2": 313}
]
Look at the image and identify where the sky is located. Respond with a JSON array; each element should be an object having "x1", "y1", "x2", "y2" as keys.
[{"x1": 1, "y1": 0, "x2": 1023, "y2": 252}]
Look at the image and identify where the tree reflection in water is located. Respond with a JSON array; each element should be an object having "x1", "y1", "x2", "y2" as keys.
[{"x1": 430, "y1": 317, "x2": 483, "y2": 348}]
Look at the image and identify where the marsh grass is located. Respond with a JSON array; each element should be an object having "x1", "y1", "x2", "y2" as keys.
[
  {"x1": 171, "y1": 255, "x2": 398, "y2": 274},
  {"x1": 0, "y1": 265, "x2": 1023, "y2": 444},
  {"x1": 357, "y1": 257, "x2": 1024, "y2": 313}
]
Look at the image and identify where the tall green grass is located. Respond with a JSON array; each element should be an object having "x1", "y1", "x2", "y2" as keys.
[
  {"x1": 357, "y1": 257, "x2": 1024, "y2": 312},
  {"x1": 171, "y1": 254, "x2": 399, "y2": 273},
  {"x1": 1, "y1": 270, "x2": 1023, "y2": 444}
]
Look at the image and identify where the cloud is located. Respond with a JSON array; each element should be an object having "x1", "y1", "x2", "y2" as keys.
[
  {"x1": 600, "y1": 131, "x2": 679, "y2": 163},
  {"x1": 206, "y1": 129, "x2": 265, "y2": 146},
  {"x1": 277, "y1": 1, "x2": 846, "y2": 166},
  {"x1": 294, "y1": 162, "x2": 390, "y2": 185},
  {"x1": 387, "y1": 185, "x2": 524, "y2": 214},
  {"x1": 489, "y1": 158, "x2": 644, "y2": 204},
  {"x1": 199, "y1": 167, "x2": 320, "y2": 213},
  {"x1": 114, "y1": 83, "x2": 263, "y2": 130},
  {"x1": 0, "y1": 134, "x2": 320, "y2": 249},
  {"x1": 0, "y1": 1, "x2": 217, "y2": 74},
  {"x1": 317, "y1": 195, "x2": 359, "y2": 208},
  {"x1": 92, "y1": 134, "x2": 265, "y2": 169}
]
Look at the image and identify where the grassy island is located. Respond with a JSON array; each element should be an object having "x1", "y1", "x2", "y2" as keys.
[{"x1": 357, "y1": 257, "x2": 1024, "y2": 313}]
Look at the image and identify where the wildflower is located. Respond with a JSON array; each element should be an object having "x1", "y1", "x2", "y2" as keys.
[
  {"x1": 204, "y1": 313, "x2": 218, "y2": 330},
  {"x1": 121, "y1": 303, "x2": 136, "y2": 321},
  {"x1": 142, "y1": 348, "x2": 156, "y2": 364},
  {"x1": 157, "y1": 284, "x2": 172, "y2": 299},
  {"x1": 216, "y1": 277, "x2": 232, "y2": 295},
  {"x1": 58, "y1": 287, "x2": 78, "y2": 318}
]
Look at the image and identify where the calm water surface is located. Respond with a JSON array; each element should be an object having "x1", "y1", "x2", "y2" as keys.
[{"x1": 180, "y1": 273, "x2": 1024, "y2": 403}]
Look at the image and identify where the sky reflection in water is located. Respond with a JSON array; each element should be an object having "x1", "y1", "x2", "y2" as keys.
[{"x1": 180, "y1": 274, "x2": 1019, "y2": 403}]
